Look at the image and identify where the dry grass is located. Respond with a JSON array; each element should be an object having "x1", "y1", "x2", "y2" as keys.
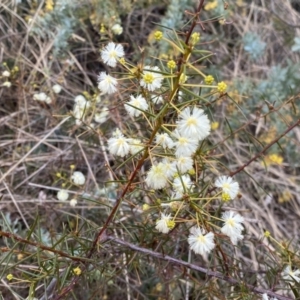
[{"x1": 0, "y1": 0, "x2": 300, "y2": 299}]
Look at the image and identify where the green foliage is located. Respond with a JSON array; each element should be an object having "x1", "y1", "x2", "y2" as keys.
[
  {"x1": 243, "y1": 33, "x2": 266, "y2": 61},
  {"x1": 29, "y1": 1, "x2": 81, "y2": 57}
]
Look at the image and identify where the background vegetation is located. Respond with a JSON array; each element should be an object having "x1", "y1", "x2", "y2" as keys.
[{"x1": 0, "y1": 0, "x2": 300, "y2": 299}]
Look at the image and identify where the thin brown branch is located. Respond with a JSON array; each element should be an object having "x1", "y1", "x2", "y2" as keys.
[
  {"x1": 184, "y1": 0, "x2": 206, "y2": 45},
  {"x1": 108, "y1": 236, "x2": 293, "y2": 300}
]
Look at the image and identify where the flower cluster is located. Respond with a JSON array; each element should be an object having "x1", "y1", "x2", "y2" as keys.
[
  {"x1": 184, "y1": 209, "x2": 245, "y2": 256},
  {"x1": 108, "y1": 128, "x2": 143, "y2": 157},
  {"x1": 99, "y1": 37, "x2": 245, "y2": 259}
]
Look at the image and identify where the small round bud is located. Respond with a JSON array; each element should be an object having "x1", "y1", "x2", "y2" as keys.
[
  {"x1": 190, "y1": 32, "x2": 200, "y2": 45},
  {"x1": 142, "y1": 204, "x2": 150, "y2": 211},
  {"x1": 57, "y1": 190, "x2": 69, "y2": 201},
  {"x1": 204, "y1": 75, "x2": 215, "y2": 85},
  {"x1": 111, "y1": 24, "x2": 123, "y2": 35},
  {"x1": 7, "y1": 274, "x2": 13, "y2": 281},
  {"x1": 217, "y1": 81, "x2": 227, "y2": 93},
  {"x1": 70, "y1": 199, "x2": 78, "y2": 207},
  {"x1": 211, "y1": 122, "x2": 219, "y2": 130},
  {"x1": 71, "y1": 171, "x2": 86, "y2": 185},
  {"x1": 154, "y1": 31, "x2": 163, "y2": 41},
  {"x1": 73, "y1": 267, "x2": 82, "y2": 276},
  {"x1": 167, "y1": 60, "x2": 176, "y2": 70},
  {"x1": 52, "y1": 84, "x2": 62, "y2": 94},
  {"x1": 179, "y1": 73, "x2": 187, "y2": 84}
]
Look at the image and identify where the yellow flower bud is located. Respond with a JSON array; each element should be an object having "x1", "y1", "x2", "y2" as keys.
[
  {"x1": 7, "y1": 274, "x2": 13, "y2": 281},
  {"x1": 73, "y1": 267, "x2": 82, "y2": 276},
  {"x1": 217, "y1": 81, "x2": 227, "y2": 93},
  {"x1": 205, "y1": 75, "x2": 215, "y2": 85},
  {"x1": 142, "y1": 204, "x2": 150, "y2": 211},
  {"x1": 167, "y1": 60, "x2": 176, "y2": 70},
  {"x1": 191, "y1": 32, "x2": 200, "y2": 45},
  {"x1": 154, "y1": 31, "x2": 163, "y2": 41}
]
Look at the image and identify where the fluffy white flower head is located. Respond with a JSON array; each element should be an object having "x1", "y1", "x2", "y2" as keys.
[
  {"x1": 71, "y1": 171, "x2": 86, "y2": 185},
  {"x1": 2, "y1": 70, "x2": 10, "y2": 77},
  {"x1": 146, "y1": 162, "x2": 168, "y2": 190},
  {"x1": 3, "y1": 81, "x2": 11, "y2": 88},
  {"x1": 155, "y1": 213, "x2": 173, "y2": 234},
  {"x1": 112, "y1": 24, "x2": 123, "y2": 35},
  {"x1": 140, "y1": 66, "x2": 163, "y2": 91},
  {"x1": 125, "y1": 95, "x2": 148, "y2": 117},
  {"x1": 155, "y1": 133, "x2": 174, "y2": 149},
  {"x1": 176, "y1": 156, "x2": 193, "y2": 173},
  {"x1": 172, "y1": 175, "x2": 193, "y2": 198},
  {"x1": 101, "y1": 42, "x2": 124, "y2": 68},
  {"x1": 188, "y1": 226, "x2": 215, "y2": 256},
  {"x1": 221, "y1": 211, "x2": 244, "y2": 245},
  {"x1": 215, "y1": 176, "x2": 239, "y2": 200},
  {"x1": 172, "y1": 130, "x2": 198, "y2": 157},
  {"x1": 108, "y1": 130, "x2": 130, "y2": 157},
  {"x1": 57, "y1": 190, "x2": 69, "y2": 202},
  {"x1": 161, "y1": 158, "x2": 177, "y2": 179},
  {"x1": 70, "y1": 199, "x2": 78, "y2": 207},
  {"x1": 281, "y1": 265, "x2": 300, "y2": 284},
  {"x1": 98, "y1": 72, "x2": 118, "y2": 95},
  {"x1": 52, "y1": 84, "x2": 62, "y2": 94},
  {"x1": 176, "y1": 106, "x2": 211, "y2": 141},
  {"x1": 35, "y1": 93, "x2": 47, "y2": 101}
]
